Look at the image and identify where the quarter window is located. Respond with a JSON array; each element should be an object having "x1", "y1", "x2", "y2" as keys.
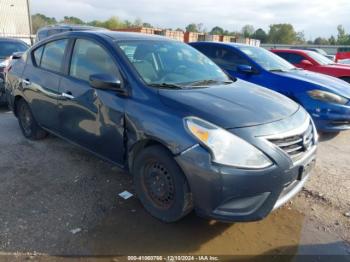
[
  {"x1": 33, "y1": 46, "x2": 44, "y2": 66},
  {"x1": 70, "y1": 39, "x2": 117, "y2": 82},
  {"x1": 40, "y1": 39, "x2": 68, "y2": 72}
]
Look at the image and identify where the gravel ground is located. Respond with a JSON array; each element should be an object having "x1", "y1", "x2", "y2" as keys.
[
  {"x1": 0, "y1": 107, "x2": 349, "y2": 260},
  {"x1": 292, "y1": 131, "x2": 350, "y2": 244}
]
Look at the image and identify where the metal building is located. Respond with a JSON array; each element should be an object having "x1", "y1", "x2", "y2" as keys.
[{"x1": 0, "y1": 0, "x2": 32, "y2": 44}]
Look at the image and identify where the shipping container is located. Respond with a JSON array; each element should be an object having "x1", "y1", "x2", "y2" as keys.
[
  {"x1": 204, "y1": 34, "x2": 221, "y2": 42},
  {"x1": 229, "y1": 36, "x2": 237, "y2": 43},
  {"x1": 184, "y1": 32, "x2": 202, "y2": 43},
  {"x1": 220, "y1": 35, "x2": 232, "y2": 42},
  {"x1": 234, "y1": 37, "x2": 260, "y2": 46},
  {"x1": 116, "y1": 27, "x2": 162, "y2": 35},
  {"x1": 198, "y1": 34, "x2": 206, "y2": 41},
  {"x1": 248, "y1": 38, "x2": 261, "y2": 47},
  {"x1": 161, "y1": 30, "x2": 184, "y2": 41},
  {"x1": 235, "y1": 37, "x2": 249, "y2": 44}
]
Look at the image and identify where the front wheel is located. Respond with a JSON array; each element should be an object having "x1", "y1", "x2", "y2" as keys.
[
  {"x1": 16, "y1": 99, "x2": 48, "y2": 140},
  {"x1": 133, "y1": 145, "x2": 193, "y2": 222}
]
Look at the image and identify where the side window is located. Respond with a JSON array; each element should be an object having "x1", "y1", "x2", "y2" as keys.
[
  {"x1": 33, "y1": 46, "x2": 44, "y2": 66},
  {"x1": 286, "y1": 53, "x2": 305, "y2": 64},
  {"x1": 40, "y1": 39, "x2": 68, "y2": 72},
  {"x1": 194, "y1": 45, "x2": 215, "y2": 59},
  {"x1": 211, "y1": 47, "x2": 251, "y2": 71},
  {"x1": 275, "y1": 52, "x2": 290, "y2": 62},
  {"x1": 69, "y1": 39, "x2": 117, "y2": 82}
]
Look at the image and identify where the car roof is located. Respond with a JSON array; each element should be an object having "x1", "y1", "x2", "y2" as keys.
[
  {"x1": 37, "y1": 24, "x2": 103, "y2": 32},
  {"x1": 100, "y1": 31, "x2": 174, "y2": 41},
  {"x1": 46, "y1": 30, "x2": 175, "y2": 42},
  {"x1": 190, "y1": 42, "x2": 265, "y2": 53},
  {"x1": 191, "y1": 41, "x2": 254, "y2": 48},
  {"x1": 272, "y1": 48, "x2": 308, "y2": 54}
]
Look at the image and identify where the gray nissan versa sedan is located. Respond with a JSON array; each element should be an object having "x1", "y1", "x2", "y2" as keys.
[{"x1": 6, "y1": 31, "x2": 317, "y2": 222}]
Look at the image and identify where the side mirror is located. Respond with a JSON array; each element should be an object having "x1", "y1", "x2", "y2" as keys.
[
  {"x1": 300, "y1": 59, "x2": 313, "y2": 67},
  {"x1": 89, "y1": 74, "x2": 125, "y2": 93},
  {"x1": 237, "y1": 64, "x2": 255, "y2": 74},
  {"x1": 12, "y1": 52, "x2": 24, "y2": 59}
]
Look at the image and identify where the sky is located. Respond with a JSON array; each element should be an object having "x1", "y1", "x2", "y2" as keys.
[{"x1": 31, "y1": 0, "x2": 350, "y2": 39}]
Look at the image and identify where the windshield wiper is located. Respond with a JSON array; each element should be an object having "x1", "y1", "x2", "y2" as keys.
[
  {"x1": 185, "y1": 79, "x2": 233, "y2": 87},
  {"x1": 148, "y1": 83, "x2": 183, "y2": 89}
]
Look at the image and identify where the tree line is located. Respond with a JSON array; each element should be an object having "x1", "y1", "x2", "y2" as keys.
[{"x1": 32, "y1": 13, "x2": 350, "y2": 45}]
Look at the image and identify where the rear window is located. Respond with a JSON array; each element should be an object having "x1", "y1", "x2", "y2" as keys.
[
  {"x1": 47, "y1": 29, "x2": 64, "y2": 37},
  {"x1": 338, "y1": 47, "x2": 350, "y2": 52},
  {"x1": 276, "y1": 53, "x2": 304, "y2": 64},
  {"x1": 37, "y1": 30, "x2": 48, "y2": 41},
  {"x1": 0, "y1": 41, "x2": 28, "y2": 59}
]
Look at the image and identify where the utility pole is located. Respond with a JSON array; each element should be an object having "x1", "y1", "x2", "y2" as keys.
[{"x1": 25, "y1": 0, "x2": 33, "y2": 44}]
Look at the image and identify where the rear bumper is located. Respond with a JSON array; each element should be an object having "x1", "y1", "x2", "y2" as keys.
[{"x1": 175, "y1": 144, "x2": 316, "y2": 222}]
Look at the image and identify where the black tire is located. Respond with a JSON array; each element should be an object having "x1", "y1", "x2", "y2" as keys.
[
  {"x1": 133, "y1": 145, "x2": 193, "y2": 222},
  {"x1": 16, "y1": 99, "x2": 48, "y2": 140},
  {"x1": 340, "y1": 77, "x2": 350, "y2": 84}
]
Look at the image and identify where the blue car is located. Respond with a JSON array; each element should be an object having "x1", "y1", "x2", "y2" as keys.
[
  {"x1": 190, "y1": 42, "x2": 350, "y2": 132},
  {"x1": 6, "y1": 31, "x2": 317, "y2": 222}
]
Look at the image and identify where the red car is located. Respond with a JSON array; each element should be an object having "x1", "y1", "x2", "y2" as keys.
[
  {"x1": 336, "y1": 47, "x2": 350, "y2": 63},
  {"x1": 272, "y1": 49, "x2": 350, "y2": 83}
]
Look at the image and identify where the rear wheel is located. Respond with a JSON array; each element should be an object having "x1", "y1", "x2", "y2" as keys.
[
  {"x1": 16, "y1": 99, "x2": 48, "y2": 140},
  {"x1": 133, "y1": 145, "x2": 193, "y2": 222}
]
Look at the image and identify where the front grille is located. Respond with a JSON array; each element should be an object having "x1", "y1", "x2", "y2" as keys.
[{"x1": 267, "y1": 121, "x2": 315, "y2": 162}]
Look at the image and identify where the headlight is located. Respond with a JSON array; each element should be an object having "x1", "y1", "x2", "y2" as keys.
[
  {"x1": 184, "y1": 117, "x2": 272, "y2": 169},
  {"x1": 308, "y1": 90, "x2": 348, "y2": 105}
]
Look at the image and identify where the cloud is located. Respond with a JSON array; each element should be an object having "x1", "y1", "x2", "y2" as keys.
[{"x1": 31, "y1": 0, "x2": 350, "y2": 38}]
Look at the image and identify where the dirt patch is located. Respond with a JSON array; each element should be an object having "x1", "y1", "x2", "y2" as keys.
[{"x1": 0, "y1": 110, "x2": 349, "y2": 258}]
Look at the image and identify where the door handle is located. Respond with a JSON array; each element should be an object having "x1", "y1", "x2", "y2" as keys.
[
  {"x1": 61, "y1": 92, "x2": 75, "y2": 100},
  {"x1": 22, "y1": 79, "x2": 31, "y2": 85}
]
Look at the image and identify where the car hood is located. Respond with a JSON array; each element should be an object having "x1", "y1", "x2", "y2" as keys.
[
  {"x1": 158, "y1": 79, "x2": 299, "y2": 129},
  {"x1": 274, "y1": 69, "x2": 350, "y2": 98}
]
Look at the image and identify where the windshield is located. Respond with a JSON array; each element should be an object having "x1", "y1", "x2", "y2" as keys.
[
  {"x1": 116, "y1": 40, "x2": 231, "y2": 87},
  {"x1": 237, "y1": 45, "x2": 295, "y2": 72},
  {"x1": 306, "y1": 51, "x2": 334, "y2": 65},
  {"x1": 0, "y1": 41, "x2": 28, "y2": 59}
]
